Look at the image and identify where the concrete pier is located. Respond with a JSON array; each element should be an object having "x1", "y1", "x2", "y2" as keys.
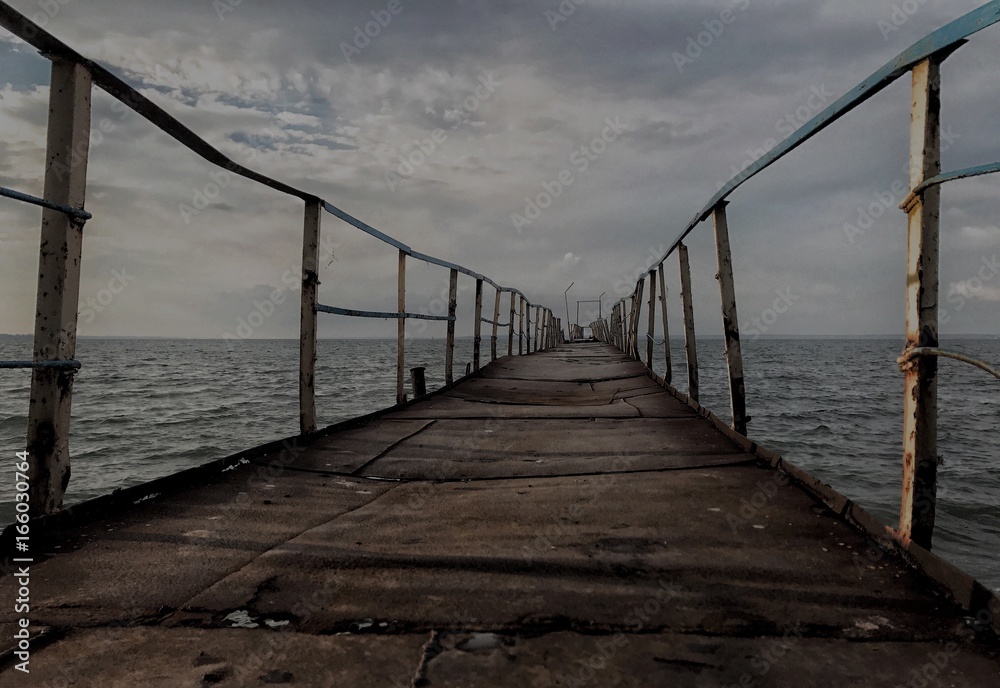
[{"x1": 1, "y1": 343, "x2": 998, "y2": 686}]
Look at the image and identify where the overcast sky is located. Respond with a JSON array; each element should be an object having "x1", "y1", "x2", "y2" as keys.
[{"x1": 0, "y1": 0, "x2": 997, "y2": 341}]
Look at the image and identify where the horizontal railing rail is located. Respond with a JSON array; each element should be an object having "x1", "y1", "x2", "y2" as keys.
[
  {"x1": 0, "y1": 1, "x2": 558, "y2": 518},
  {"x1": 590, "y1": 1, "x2": 1000, "y2": 555}
]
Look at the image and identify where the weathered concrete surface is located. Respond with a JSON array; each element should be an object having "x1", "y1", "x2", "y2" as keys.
[{"x1": 1, "y1": 342, "x2": 998, "y2": 686}]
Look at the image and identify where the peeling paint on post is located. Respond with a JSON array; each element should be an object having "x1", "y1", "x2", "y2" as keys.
[
  {"x1": 633, "y1": 277, "x2": 646, "y2": 362},
  {"x1": 646, "y1": 268, "x2": 656, "y2": 369},
  {"x1": 473, "y1": 278, "x2": 483, "y2": 370},
  {"x1": 25, "y1": 59, "x2": 92, "y2": 518},
  {"x1": 508, "y1": 292, "x2": 516, "y2": 356},
  {"x1": 534, "y1": 306, "x2": 542, "y2": 352},
  {"x1": 678, "y1": 242, "x2": 699, "y2": 402},
  {"x1": 658, "y1": 263, "x2": 672, "y2": 384},
  {"x1": 899, "y1": 56, "x2": 943, "y2": 550},
  {"x1": 299, "y1": 199, "x2": 321, "y2": 435},
  {"x1": 396, "y1": 250, "x2": 407, "y2": 404},
  {"x1": 445, "y1": 269, "x2": 458, "y2": 385},
  {"x1": 713, "y1": 203, "x2": 748, "y2": 436},
  {"x1": 519, "y1": 297, "x2": 525, "y2": 355},
  {"x1": 491, "y1": 288, "x2": 501, "y2": 361}
]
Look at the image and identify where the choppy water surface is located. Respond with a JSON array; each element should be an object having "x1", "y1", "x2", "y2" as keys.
[{"x1": 0, "y1": 337, "x2": 997, "y2": 590}]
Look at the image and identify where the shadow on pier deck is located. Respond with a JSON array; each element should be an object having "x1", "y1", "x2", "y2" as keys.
[{"x1": 2, "y1": 343, "x2": 998, "y2": 686}]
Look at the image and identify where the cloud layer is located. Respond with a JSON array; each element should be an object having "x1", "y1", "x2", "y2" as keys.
[{"x1": 0, "y1": 0, "x2": 997, "y2": 341}]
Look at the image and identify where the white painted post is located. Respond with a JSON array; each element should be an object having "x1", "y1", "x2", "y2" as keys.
[
  {"x1": 299, "y1": 199, "x2": 321, "y2": 434},
  {"x1": 899, "y1": 56, "x2": 943, "y2": 550},
  {"x1": 646, "y1": 268, "x2": 656, "y2": 369},
  {"x1": 396, "y1": 250, "x2": 407, "y2": 404},
  {"x1": 678, "y1": 242, "x2": 699, "y2": 402},
  {"x1": 25, "y1": 59, "x2": 92, "y2": 517},
  {"x1": 713, "y1": 203, "x2": 748, "y2": 436},
  {"x1": 633, "y1": 277, "x2": 646, "y2": 362},
  {"x1": 491, "y1": 288, "x2": 501, "y2": 361},
  {"x1": 519, "y1": 297, "x2": 525, "y2": 355},
  {"x1": 534, "y1": 306, "x2": 541, "y2": 352},
  {"x1": 658, "y1": 263, "x2": 672, "y2": 385}
]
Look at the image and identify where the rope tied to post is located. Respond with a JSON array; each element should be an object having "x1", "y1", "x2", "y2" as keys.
[{"x1": 897, "y1": 347, "x2": 1000, "y2": 381}]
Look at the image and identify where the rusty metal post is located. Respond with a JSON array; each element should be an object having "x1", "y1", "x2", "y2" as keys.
[
  {"x1": 396, "y1": 250, "x2": 407, "y2": 404},
  {"x1": 534, "y1": 305, "x2": 542, "y2": 352},
  {"x1": 491, "y1": 288, "x2": 501, "y2": 361},
  {"x1": 658, "y1": 263, "x2": 672, "y2": 385},
  {"x1": 614, "y1": 303, "x2": 622, "y2": 350},
  {"x1": 473, "y1": 278, "x2": 483, "y2": 370},
  {"x1": 899, "y1": 56, "x2": 943, "y2": 550},
  {"x1": 618, "y1": 303, "x2": 625, "y2": 351},
  {"x1": 633, "y1": 277, "x2": 646, "y2": 361},
  {"x1": 678, "y1": 242, "x2": 699, "y2": 402},
  {"x1": 525, "y1": 302, "x2": 532, "y2": 355},
  {"x1": 299, "y1": 199, "x2": 321, "y2": 435},
  {"x1": 25, "y1": 59, "x2": 92, "y2": 517},
  {"x1": 646, "y1": 268, "x2": 656, "y2": 369},
  {"x1": 519, "y1": 297, "x2": 525, "y2": 355},
  {"x1": 508, "y1": 292, "x2": 515, "y2": 356},
  {"x1": 713, "y1": 203, "x2": 748, "y2": 435},
  {"x1": 445, "y1": 268, "x2": 458, "y2": 385}
]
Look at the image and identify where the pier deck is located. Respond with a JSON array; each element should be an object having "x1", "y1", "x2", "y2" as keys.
[{"x1": 2, "y1": 343, "x2": 998, "y2": 686}]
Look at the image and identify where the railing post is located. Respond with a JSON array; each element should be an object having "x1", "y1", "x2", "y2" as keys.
[
  {"x1": 525, "y1": 303, "x2": 532, "y2": 354},
  {"x1": 299, "y1": 199, "x2": 321, "y2": 435},
  {"x1": 646, "y1": 268, "x2": 656, "y2": 369},
  {"x1": 614, "y1": 303, "x2": 622, "y2": 350},
  {"x1": 658, "y1": 263, "x2": 672, "y2": 385},
  {"x1": 473, "y1": 278, "x2": 483, "y2": 370},
  {"x1": 25, "y1": 59, "x2": 92, "y2": 517},
  {"x1": 491, "y1": 288, "x2": 501, "y2": 361},
  {"x1": 534, "y1": 306, "x2": 542, "y2": 352},
  {"x1": 396, "y1": 250, "x2": 407, "y2": 404},
  {"x1": 678, "y1": 242, "x2": 699, "y2": 402},
  {"x1": 445, "y1": 268, "x2": 458, "y2": 385},
  {"x1": 899, "y1": 56, "x2": 943, "y2": 549},
  {"x1": 508, "y1": 292, "x2": 516, "y2": 356},
  {"x1": 519, "y1": 297, "x2": 525, "y2": 355},
  {"x1": 713, "y1": 202, "x2": 748, "y2": 435},
  {"x1": 633, "y1": 277, "x2": 646, "y2": 362}
]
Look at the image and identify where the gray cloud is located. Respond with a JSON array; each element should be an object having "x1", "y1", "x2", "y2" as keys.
[{"x1": 0, "y1": 0, "x2": 996, "y2": 340}]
